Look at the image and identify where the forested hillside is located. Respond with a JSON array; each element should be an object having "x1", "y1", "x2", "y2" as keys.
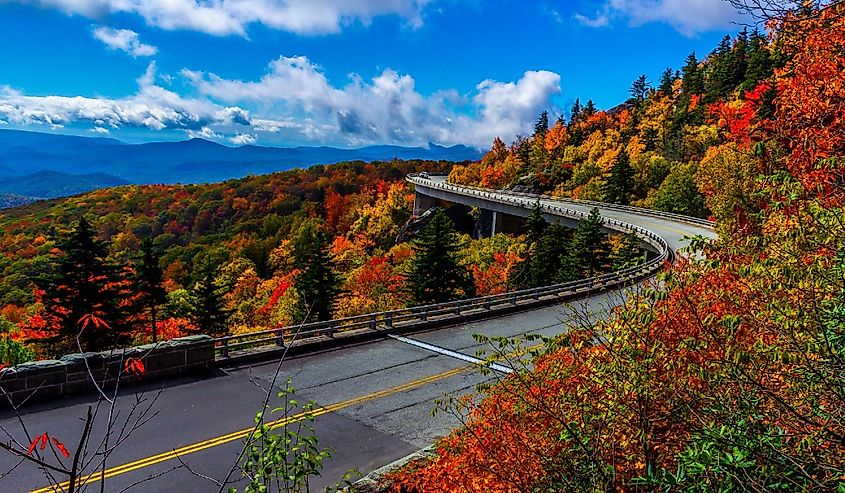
[
  {"x1": 389, "y1": 5, "x2": 845, "y2": 492},
  {"x1": 449, "y1": 27, "x2": 774, "y2": 221}
]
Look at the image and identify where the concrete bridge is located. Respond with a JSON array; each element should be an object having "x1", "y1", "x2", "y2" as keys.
[{"x1": 0, "y1": 177, "x2": 716, "y2": 493}]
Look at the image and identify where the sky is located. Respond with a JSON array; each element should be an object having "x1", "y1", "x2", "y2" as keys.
[{"x1": 0, "y1": 0, "x2": 747, "y2": 149}]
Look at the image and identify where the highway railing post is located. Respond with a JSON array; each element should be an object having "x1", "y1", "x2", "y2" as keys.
[
  {"x1": 386, "y1": 312, "x2": 393, "y2": 328},
  {"x1": 370, "y1": 314, "x2": 377, "y2": 330},
  {"x1": 275, "y1": 329, "x2": 285, "y2": 347},
  {"x1": 220, "y1": 339, "x2": 229, "y2": 358}
]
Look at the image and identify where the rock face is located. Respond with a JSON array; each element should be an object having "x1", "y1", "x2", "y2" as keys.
[
  {"x1": 347, "y1": 446, "x2": 437, "y2": 493},
  {"x1": 395, "y1": 206, "x2": 441, "y2": 244}
]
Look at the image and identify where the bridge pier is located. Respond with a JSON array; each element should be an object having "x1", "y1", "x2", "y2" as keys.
[{"x1": 413, "y1": 193, "x2": 437, "y2": 216}]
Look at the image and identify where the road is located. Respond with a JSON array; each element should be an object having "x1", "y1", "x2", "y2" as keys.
[{"x1": 0, "y1": 181, "x2": 715, "y2": 493}]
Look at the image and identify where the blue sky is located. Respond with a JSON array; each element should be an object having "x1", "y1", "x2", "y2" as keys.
[{"x1": 0, "y1": 0, "x2": 745, "y2": 148}]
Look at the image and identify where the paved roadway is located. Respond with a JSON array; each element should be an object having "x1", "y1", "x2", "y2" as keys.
[{"x1": 0, "y1": 181, "x2": 715, "y2": 493}]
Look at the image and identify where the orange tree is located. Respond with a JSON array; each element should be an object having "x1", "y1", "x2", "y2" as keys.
[{"x1": 387, "y1": 6, "x2": 845, "y2": 492}]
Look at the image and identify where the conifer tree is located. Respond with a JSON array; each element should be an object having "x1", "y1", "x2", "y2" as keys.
[
  {"x1": 611, "y1": 233, "x2": 645, "y2": 270},
  {"x1": 682, "y1": 52, "x2": 705, "y2": 98},
  {"x1": 569, "y1": 98, "x2": 582, "y2": 126},
  {"x1": 40, "y1": 217, "x2": 130, "y2": 353},
  {"x1": 570, "y1": 208, "x2": 611, "y2": 278},
  {"x1": 531, "y1": 224, "x2": 575, "y2": 286},
  {"x1": 292, "y1": 222, "x2": 339, "y2": 322},
  {"x1": 534, "y1": 110, "x2": 549, "y2": 138},
  {"x1": 603, "y1": 150, "x2": 635, "y2": 205},
  {"x1": 658, "y1": 67, "x2": 675, "y2": 95},
  {"x1": 629, "y1": 75, "x2": 651, "y2": 104},
  {"x1": 583, "y1": 100, "x2": 597, "y2": 118},
  {"x1": 136, "y1": 238, "x2": 167, "y2": 342},
  {"x1": 188, "y1": 262, "x2": 232, "y2": 336},
  {"x1": 408, "y1": 209, "x2": 473, "y2": 305},
  {"x1": 742, "y1": 29, "x2": 773, "y2": 90},
  {"x1": 512, "y1": 202, "x2": 546, "y2": 289}
]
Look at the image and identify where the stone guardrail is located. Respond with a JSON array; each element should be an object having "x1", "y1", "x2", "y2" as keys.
[{"x1": 0, "y1": 336, "x2": 214, "y2": 407}]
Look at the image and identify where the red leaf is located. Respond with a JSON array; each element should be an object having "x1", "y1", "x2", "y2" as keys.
[
  {"x1": 39, "y1": 433, "x2": 48, "y2": 450},
  {"x1": 51, "y1": 438, "x2": 70, "y2": 458}
]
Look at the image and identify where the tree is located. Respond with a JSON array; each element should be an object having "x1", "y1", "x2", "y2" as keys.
[
  {"x1": 570, "y1": 98, "x2": 582, "y2": 126},
  {"x1": 188, "y1": 262, "x2": 232, "y2": 336},
  {"x1": 292, "y1": 222, "x2": 339, "y2": 322},
  {"x1": 583, "y1": 100, "x2": 597, "y2": 118},
  {"x1": 653, "y1": 166, "x2": 708, "y2": 218},
  {"x1": 569, "y1": 208, "x2": 610, "y2": 278},
  {"x1": 39, "y1": 217, "x2": 130, "y2": 353},
  {"x1": 512, "y1": 202, "x2": 547, "y2": 289},
  {"x1": 135, "y1": 238, "x2": 167, "y2": 342},
  {"x1": 603, "y1": 150, "x2": 635, "y2": 205},
  {"x1": 742, "y1": 29, "x2": 773, "y2": 91},
  {"x1": 408, "y1": 209, "x2": 474, "y2": 305},
  {"x1": 534, "y1": 110, "x2": 549, "y2": 138},
  {"x1": 629, "y1": 74, "x2": 651, "y2": 103},
  {"x1": 681, "y1": 52, "x2": 705, "y2": 99},
  {"x1": 611, "y1": 233, "x2": 644, "y2": 269},
  {"x1": 658, "y1": 67, "x2": 675, "y2": 95}
]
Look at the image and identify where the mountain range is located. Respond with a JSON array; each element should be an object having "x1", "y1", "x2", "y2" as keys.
[{"x1": 0, "y1": 129, "x2": 482, "y2": 204}]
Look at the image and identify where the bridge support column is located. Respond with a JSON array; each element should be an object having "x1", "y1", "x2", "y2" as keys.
[
  {"x1": 491, "y1": 211, "x2": 499, "y2": 236},
  {"x1": 413, "y1": 193, "x2": 437, "y2": 217}
]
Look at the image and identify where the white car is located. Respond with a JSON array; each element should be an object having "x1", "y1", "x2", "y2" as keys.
[{"x1": 419, "y1": 172, "x2": 430, "y2": 179}]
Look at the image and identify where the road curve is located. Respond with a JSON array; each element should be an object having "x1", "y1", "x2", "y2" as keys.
[{"x1": 0, "y1": 181, "x2": 715, "y2": 493}]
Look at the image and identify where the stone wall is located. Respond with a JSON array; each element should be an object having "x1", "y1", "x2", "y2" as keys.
[{"x1": 0, "y1": 335, "x2": 214, "y2": 407}]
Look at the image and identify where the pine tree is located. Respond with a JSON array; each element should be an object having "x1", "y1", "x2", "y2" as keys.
[
  {"x1": 292, "y1": 222, "x2": 339, "y2": 322},
  {"x1": 742, "y1": 29, "x2": 773, "y2": 91},
  {"x1": 513, "y1": 202, "x2": 547, "y2": 288},
  {"x1": 530, "y1": 224, "x2": 573, "y2": 287},
  {"x1": 569, "y1": 98, "x2": 582, "y2": 126},
  {"x1": 603, "y1": 150, "x2": 635, "y2": 205},
  {"x1": 681, "y1": 52, "x2": 705, "y2": 98},
  {"x1": 583, "y1": 100, "x2": 597, "y2": 117},
  {"x1": 39, "y1": 217, "x2": 130, "y2": 353},
  {"x1": 534, "y1": 110, "x2": 549, "y2": 138},
  {"x1": 408, "y1": 209, "x2": 473, "y2": 305},
  {"x1": 705, "y1": 35, "x2": 735, "y2": 101},
  {"x1": 658, "y1": 67, "x2": 675, "y2": 95},
  {"x1": 629, "y1": 74, "x2": 651, "y2": 104},
  {"x1": 570, "y1": 208, "x2": 611, "y2": 278},
  {"x1": 136, "y1": 238, "x2": 167, "y2": 342},
  {"x1": 731, "y1": 28, "x2": 749, "y2": 89},
  {"x1": 188, "y1": 262, "x2": 232, "y2": 336}
]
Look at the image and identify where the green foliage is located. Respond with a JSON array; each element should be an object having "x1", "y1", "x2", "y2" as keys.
[
  {"x1": 292, "y1": 222, "x2": 339, "y2": 322},
  {"x1": 135, "y1": 238, "x2": 167, "y2": 342},
  {"x1": 188, "y1": 262, "x2": 232, "y2": 336},
  {"x1": 654, "y1": 165, "x2": 708, "y2": 218},
  {"x1": 603, "y1": 150, "x2": 635, "y2": 205},
  {"x1": 38, "y1": 217, "x2": 131, "y2": 353},
  {"x1": 569, "y1": 208, "x2": 611, "y2": 278},
  {"x1": 408, "y1": 209, "x2": 474, "y2": 305},
  {"x1": 231, "y1": 378, "x2": 356, "y2": 493}
]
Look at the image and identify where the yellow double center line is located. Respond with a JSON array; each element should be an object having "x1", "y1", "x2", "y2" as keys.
[{"x1": 31, "y1": 366, "x2": 471, "y2": 493}]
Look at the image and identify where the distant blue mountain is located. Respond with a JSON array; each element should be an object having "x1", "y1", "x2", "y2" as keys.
[{"x1": 0, "y1": 130, "x2": 481, "y2": 192}]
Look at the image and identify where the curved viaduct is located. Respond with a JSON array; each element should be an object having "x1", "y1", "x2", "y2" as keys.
[{"x1": 1, "y1": 178, "x2": 715, "y2": 493}]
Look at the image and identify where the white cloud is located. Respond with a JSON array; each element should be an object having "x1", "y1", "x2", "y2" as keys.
[
  {"x1": 92, "y1": 26, "x2": 157, "y2": 57},
  {"x1": 578, "y1": 0, "x2": 742, "y2": 36},
  {"x1": 231, "y1": 133, "x2": 257, "y2": 145},
  {"x1": 0, "y1": 56, "x2": 561, "y2": 148},
  {"x1": 91, "y1": 126, "x2": 110, "y2": 133},
  {"x1": 10, "y1": 0, "x2": 433, "y2": 36},
  {"x1": 0, "y1": 62, "x2": 251, "y2": 133},
  {"x1": 185, "y1": 55, "x2": 561, "y2": 147},
  {"x1": 574, "y1": 13, "x2": 610, "y2": 28}
]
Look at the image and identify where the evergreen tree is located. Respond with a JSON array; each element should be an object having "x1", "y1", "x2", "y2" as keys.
[
  {"x1": 555, "y1": 114, "x2": 566, "y2": 127},
  {"x1": 658, "y1": 67, "x2": 675, "y2": 95},
  {"x1": 534, "y1": 110, "x2": 549, "y2": 138},
  {"x1": 583, "y1": 100, "x2": 597, "y2": 118},
  {"x1": 706, "y1": 35, "x2": 735, "y2": 101},
  {"x1": 731, "y1": 28, "x2": 749, "y2": 89},
  {"x1": 603, "y1": 150, "x2": 635, "y2": 205},
  {"x1": 40, "y1": 217, "x2": 130, "y2": 353},
  {"x1": 629, "y1": 74, "x2": 651, "y2": 104},
  {"x1": 512, "y1": 202, "x2": 547, "y2": 288},
  {"x1": 292, "y1": 222, "x2": 339, "y2": 322},
  {"x1": 569, "y1": 98, "x2": 582, "y2": 126},
  {"x1": 742, "y1": 29, "x2": 773, "y2": 91},
  {"x1": 681, "y1": 52, "x2": 705, "y2": 98},
  {"x1": 569, "y1": 208, "x2": 611, "y2": 278},
  {"x1": 408, "y1": 209, "x2": 473, "y2": 305},
  {"x1": 188, "y1": 262, "x2": 232, "y2": 336},
  {"x1": 136, "y1": 238, "x2": 167, "y2": 342},
  {"x1": 530, "y1": 224, "x2": 573, "y2": 287}
]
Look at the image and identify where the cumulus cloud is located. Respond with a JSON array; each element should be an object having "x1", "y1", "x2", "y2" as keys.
[
  {"x1": 10, "y1": 0, "x2": 433, "y2": 36},
  {"x1": 92, "y1": 26, "x2": 157, "y2": 57},
  {"x1": 578, "y1": 0, "x2": 742, "y2": 35},
  {"x1": 184, "y1": 55, "x2": 561, "y2": 147},
  {"x1": 0, "y1": 62, "x2": 250, "y2": 133},
  {"x1": 231, "y1": 133, "x2": 257, "y2": 145},
  {"x1": 0, "y1": 56, "x2": 560, "y2": 148}
]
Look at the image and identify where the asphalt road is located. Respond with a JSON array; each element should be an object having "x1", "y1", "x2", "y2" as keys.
[{"x1": 0, "y1": 183, "x2": 716, "y2": 493}]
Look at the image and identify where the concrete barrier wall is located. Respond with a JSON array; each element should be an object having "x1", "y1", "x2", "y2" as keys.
[{"x1": 0, "y1": 335, "x2": 214, "y2": 407}]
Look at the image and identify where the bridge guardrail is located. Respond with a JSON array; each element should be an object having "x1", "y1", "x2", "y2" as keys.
[{"x1": 212, "y1": 176, "x2": 681, "y2": 360}]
